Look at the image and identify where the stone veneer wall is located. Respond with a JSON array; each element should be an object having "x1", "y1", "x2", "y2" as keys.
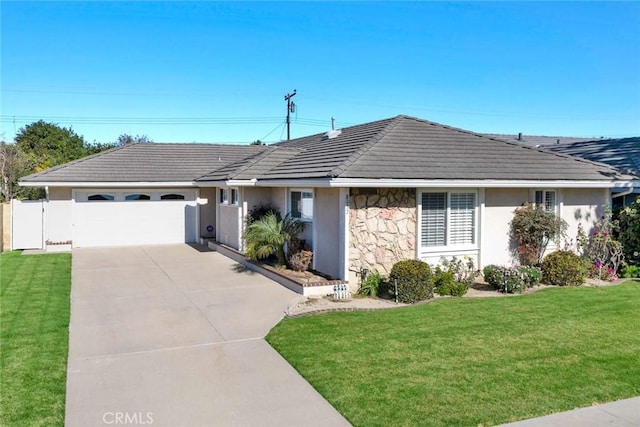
[{"x1": 349, "y1": 188, "x2": 417, "y2": 279}]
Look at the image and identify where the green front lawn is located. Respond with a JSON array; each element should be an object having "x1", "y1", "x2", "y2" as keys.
[
  {"x1": 267, "y1": 283, "x2": 640, "y2": 426},
  {"x1": 0, "y1": 251, "x2": 72, "y2": 427}
]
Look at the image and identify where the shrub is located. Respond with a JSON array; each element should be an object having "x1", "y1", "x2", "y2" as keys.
[
  {"x1": 510, "y1": 203, "x2": 568, "y2": 265},
  {"x1": 433, "y1": 266, "x2": 467, "y2": 296},
  {"x1": 619, "y1": 196, "x2": 640, "y2": 264},
  {"x1": 577, "y1": 206, "x2": 624, "y2": 280},
  {"x1": 517, "y1": 266, "x2": 543, "y2": 287},
  {"x1": 588, "y1": 262, "x2": 616, "y2": 281},
  {"x1": 482, "y1": 265, "x2": 526, "y2": 293},
  {"x1": 388, "y1": 260, "x2": 433, "y2": 303},
  {"x1": 440, "y1": 256, "x2": 477, "y2": 288},
  {"x1": 288, "y1": 250, "x2": 313, "y2": 272},
  {"x1": 622, "y1": 264, "x2": 640, "y2": 278},
  {"x1": 541, "y1": 250, "x2": 587, "y2": 287},
  {"x1": 482, "y1": 265, "x2": 502, "y2": 288},
  {"x1": 244, "y1": 213, "x2": 304, "y2": 266},
  {"x1": 358, "y1": 270, "x2": 384, "y2": 297}
]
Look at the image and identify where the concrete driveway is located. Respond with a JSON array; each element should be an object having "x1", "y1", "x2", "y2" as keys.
[{"x1": 66, "y1": 244, "x2": 350, "y2": 427}]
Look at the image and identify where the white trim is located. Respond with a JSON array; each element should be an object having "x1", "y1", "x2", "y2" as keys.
[
  {"x1": 328, "y1": 178, "x2": 638, "y2": 189},
  {"x1": 339, "y1": 188, "x2": 350, "y2": 281},
  {"x1": 417, "y1": 188, "x2": 479, "y2": 256},
  {"x1": 478, "y1": 188, "x2": 485, "y2": 269},
  {"x1": 21, "y1": 178, "x2": 640, "y2": 189},
  {"x1": 20, "y1": 181, "x2": 196, "y2": 188}
]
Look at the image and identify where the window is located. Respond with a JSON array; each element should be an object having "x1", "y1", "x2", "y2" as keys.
[
  {"x1": 230, "y1": 188, "x2": 239, "y2": 205},
  {"x1": 88, "y1": 194, "x2": 114, "y2": 201},
  {"x1": 535, "y1": 190, "x2": 557, "y2": 213},
  {"x1": 160, "y1": 193, "x2": 185, "y2": 200},
  {"x1": 125, "y1": 193, "x2": 151, "y2": 201},
  {"x1": 421, "y1": 192, "x2": 476, "y2": 247},
  {"x1": 290, "y1": 190, "x2": 313, "y2": 220},
  {"x1": 220, "y1": 188, "x2": 228, "y2": 204}
]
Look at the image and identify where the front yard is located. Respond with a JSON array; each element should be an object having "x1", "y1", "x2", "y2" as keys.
[
  {"x1": 267, "y1": 282, "x2": 640, "y2": 426},
  {"x1": 0, "y1": 251, "x2": 71, "y2": 426}
]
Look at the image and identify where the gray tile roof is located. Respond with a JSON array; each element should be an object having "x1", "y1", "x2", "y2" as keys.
[
  {"x1": 258, "y1": 116, "x2": 631, "y2": 181},
  {"x1": 483, "y1": 133, "x2": 598, "y2": 147},
  {"x1": 20, "y1": 143, "x2": 267, "y2": 183},
  {"x1": 21, "y1": 116, "x2": 634, "y2": 185},
  {"x1": 538, "y1": 137, "x2": 640, "y2": 177}
]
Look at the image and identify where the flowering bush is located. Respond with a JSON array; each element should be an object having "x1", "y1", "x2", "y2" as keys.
[
  {"x1": 482, "y1": 265, "x2": 526, "y2": 293},
  {"x1": 619, "y1": 196, "x2": 640, "y2": 265},
  {"x1": 588, "y1": 262, "x2": 616, "y2": 282},
  {"x1": 510, "y1": 204, "x2": 568, "y2": 266},
  {"x1": 577, "y1": 206, "x2": 625, "y2": 280},
  {"x1": 440, "y1": 256, "x2": 478, "y2": 288}
]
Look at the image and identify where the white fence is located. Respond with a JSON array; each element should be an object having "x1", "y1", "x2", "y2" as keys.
[{"x1": 11, "y1": 199, "x2": 44, "y2": 250}]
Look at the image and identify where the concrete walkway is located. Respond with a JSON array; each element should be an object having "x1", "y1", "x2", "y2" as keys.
[
  {"x1": 66, "y1": 244, "x2": 350, "y2": 427},
  {"x1": 501, "y1": 396, "x2": 640, "y2": 426}
]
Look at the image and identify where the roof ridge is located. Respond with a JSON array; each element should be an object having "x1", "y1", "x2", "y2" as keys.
[
  {"x1": 225, "y1": 146, "x2": 277, "y2": 179},
  {"x1": 329, "y1": 115, "x2": 403, "y2": 177},
  {"x1": 18, "y1": 144, "x2": 129, "y2": 182}
]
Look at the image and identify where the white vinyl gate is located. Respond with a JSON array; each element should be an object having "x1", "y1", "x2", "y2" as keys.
[{"x1": 12, "y1": 199, "x2": 44, "y2": 250}]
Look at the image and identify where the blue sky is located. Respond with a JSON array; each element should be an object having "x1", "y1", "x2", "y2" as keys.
[{"x1": 2, "y1": 1, "x2": 639, "y2": 144}]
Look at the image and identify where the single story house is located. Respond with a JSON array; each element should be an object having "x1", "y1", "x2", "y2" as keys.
[
  {"x1": 20, "y1": 115, "x2": 638, "y2": 286},
  {"x1": 485, "y1": 133, "x2": 640, "y2": 207}
]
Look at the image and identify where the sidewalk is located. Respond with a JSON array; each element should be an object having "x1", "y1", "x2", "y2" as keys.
[{"x1": 501, "y1": 396, "x2": 640, "y2": 426}]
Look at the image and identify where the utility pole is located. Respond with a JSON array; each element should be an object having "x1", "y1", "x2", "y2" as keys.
[{"x1": 284, "y1": 89, "x2": 297, "y2": 140}]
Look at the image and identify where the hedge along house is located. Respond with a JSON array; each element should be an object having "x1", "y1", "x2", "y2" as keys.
[{"x1": 19, "y1": 115, "x2": 638, "y2": 288}]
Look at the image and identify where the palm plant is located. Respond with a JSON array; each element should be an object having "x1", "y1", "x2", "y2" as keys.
[{"x1": 244, "y1": 213, "x2": 304, "y2": 266}]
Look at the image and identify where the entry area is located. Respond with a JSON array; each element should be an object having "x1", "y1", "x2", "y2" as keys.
[
  {"x1": 65, "y1": 244, "x2": 349, "y2": 427},
  {"x1": 73, "y1": 190, "x2": 198, "y2": 247}
]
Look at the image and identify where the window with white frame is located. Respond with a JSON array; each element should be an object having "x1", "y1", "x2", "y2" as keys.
[
  {"x1": 420, "y1": 191, "x2": 476, "y2": 247},
  {"x1": 230, "y1": 188, "x2": 239, "y2": 205},
  {"x1": 219, "y1": 188, "x2": 228, "y2": 204},
  {"x1": 534, "y1": 190, "x2": 557, "y2": 213},
  {"x1": 290, "y1": 190, "x2": 313, "y2": 220}
]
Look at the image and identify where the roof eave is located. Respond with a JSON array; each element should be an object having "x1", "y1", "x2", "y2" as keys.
[
  {"x1": 18, "y1": 180, "x2": 198, "y2": 188},
  {"x1": 327, "y1": 178, "x2": 640, "y2": 189}
]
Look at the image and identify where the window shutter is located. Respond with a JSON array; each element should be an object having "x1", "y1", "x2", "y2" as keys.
[
  {"x1": 450, "y1": 193, "x2": 475, "y2": 244},
  {"x1": 421, "y1": 193, "x2": 446, "y2": 246}
]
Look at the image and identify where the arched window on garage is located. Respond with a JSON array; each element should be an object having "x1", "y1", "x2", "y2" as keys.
[
  {"x1": 88, "y1": 194, "x2": 115, "y2": 201},
  {"x1": 160, "y1": 193, "x2": 185, "y2": 200},
  {"x1": 125, "y1": 193, "x2": 151, "y2": 201}
]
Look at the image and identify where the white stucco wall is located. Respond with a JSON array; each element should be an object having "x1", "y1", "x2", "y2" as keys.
[
  {"x1": 481, "y1": 187, "x2": 608, "y2": 267},
  {"x1": 482, "y1": 188, "x2": 529, "y2": 267},
  {"x1": 218, "y1": 204, "x2": 241, "y2": 249},
  {"x1": 47, "y1": 187, "x2": 73, "y2": 243},
  {"x1": 199, "y1": 187, "x2": 217, "y2": 238},
  {"x1": 561, "y1": 188, "x2": 608, "y2": 249},
  {"x1": 313, "y1": 187, "x2": 341, "y2": 279}
]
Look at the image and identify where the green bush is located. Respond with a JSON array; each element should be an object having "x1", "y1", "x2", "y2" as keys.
[
  {"x1": 440, "y1": 256, "x2": 477, "y2": 288},
  {"x1": 482, "y1": 265, "x2": 502, "y2": 288},
  {"x1": 482, "y1": 265, "x2": 526, "y2": 293},
  {"x1": 541, "y1": 250, "x2": 587, "y2": 287},
  {"x1": 358, "y1": 271, "x2": 385, "y2": 297},
  {"x1": 518, "y1": 266, "x2": 543, "y2": 287},
  {"x1": 619, "y1": 196, "x2": 640, "y2": 264},
  {"x1": 623, "y1": 264, "x2": 640, "y2": 278},
  {"x1": 388, "y1": 260, "x2": 433, "y2": 303},
  {"x1": 433, "y1": 267, "x2": 467, "y2": 297},
  {"x1": 510, "y1": 203, "x2": 568, "y2": 265}
]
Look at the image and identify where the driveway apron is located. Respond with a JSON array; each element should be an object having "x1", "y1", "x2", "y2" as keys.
[{"x1": 66, "y1": 245, "x2": 350, "y2": 427}]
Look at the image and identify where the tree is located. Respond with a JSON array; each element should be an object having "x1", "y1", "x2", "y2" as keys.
[
  {"x1": 250, "y1": 139, "x2": 264, "y2": 146},
  {"x1": 15, "y1": 120, "x2": 87, "y2": 172},
  {"x1": 0, "y1": 141, "x2": 30, "y2": 201},
  {"x1": 115, "y1": 134, "x2": 152, "y2": 145}
]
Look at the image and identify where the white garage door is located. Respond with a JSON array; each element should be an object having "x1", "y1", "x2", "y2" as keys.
[{"x1": 73, "y1": 190, "x2": 197, "y2": 247}]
